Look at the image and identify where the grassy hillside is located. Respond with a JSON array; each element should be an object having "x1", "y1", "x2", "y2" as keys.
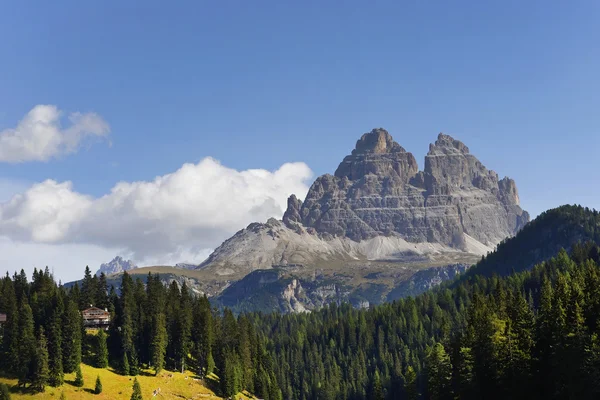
[{"x1": 0, "y1": 364, "x2": 254, "y2": 400}]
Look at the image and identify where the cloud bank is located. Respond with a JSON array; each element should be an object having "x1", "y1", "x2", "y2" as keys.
[
  {"x1": 0, "y1": 105, "x2": 110, "y2": 162},
  {"x1": 0, "y1": 158, "x2": 313, "y2": 273}
]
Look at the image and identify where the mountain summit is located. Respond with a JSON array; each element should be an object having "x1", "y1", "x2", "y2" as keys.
[
  {"x1": 283, "y1": 129, "x2": 528, "y2": 247},
  {"x1": 198, "y1": 129, "x2": 529, "y2": 310}
]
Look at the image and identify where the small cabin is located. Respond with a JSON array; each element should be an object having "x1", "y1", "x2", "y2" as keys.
[
  {"x1": 0, "y1": 313, "x2": 6, "y2": 324},
  {"x1": 82, "y1": 306, "x2": 110, "y2": 329}
]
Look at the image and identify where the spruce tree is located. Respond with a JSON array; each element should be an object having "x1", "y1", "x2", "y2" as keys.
[
  {"x1": 370, "y1": 369, "x2": 384, "y2": 400},
  {"x1": 404, "y1": 366, "x2": 418, "y2": 400},
  {"x1": 130, "y1": 377, "x2": 143, "y2": 400},
  {"x1": 48, "y1": 310, "x2": 64, "y2": 386},
  {"x1": 74, "y1": 364, "x2": 84, "y2": 387},
  {"x1": 151, "y1": 313, "x2": 167, "y2": 375},
  {"x1": 122, "y1": 351, "x2": 130, "y2": 376},
  {"x1": 95, "y1": 330, "x2": 109, "y2": 368},
  {"x1": 62, "y1": 300, "x2": 82, "y2": 373},
  {"x1": 426, "y1": 343, "x2": 453, "y2": 400},
  {"x1": 94, "y1": 375, "x2": 102, "y2": 394},
  {"x1": 17, "y1": 300, "x2": 35, "y2": 387},
  {"x1": 32, "y1": 327, "x2": 50, "y2": 392}
]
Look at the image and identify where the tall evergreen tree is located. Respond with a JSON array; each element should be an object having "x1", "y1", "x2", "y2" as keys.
[
  {"x1": 48, "y1": 307, "x2": 64, "y2": 386},
  {"x1": 31, "y1": 327, "x2": 49, "y2": 392},
  {"x1": 16, "y1": 299, "x2": 35, "y2": 387},
  {"x1": 95, "y1": 329, "x2": 109, "y2": 368},
  {"x1": 426, "y1": 343, "x2": 453, "y2": 400},
  {"x1": 62, "y1": 300, "x2": 82, "y2": 373},
  {"x1": 151, "y1": 313, "x2": 168, "y2": 375}
]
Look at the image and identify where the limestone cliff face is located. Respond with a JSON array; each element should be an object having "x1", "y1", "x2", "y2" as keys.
[{"x1": 285, "y1": 128, "x2": 529, "y2": 248}]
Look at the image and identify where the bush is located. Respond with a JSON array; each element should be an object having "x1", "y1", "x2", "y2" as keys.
[{"x1": 0, "y1": 383, "x2": 11, "y2": 400}]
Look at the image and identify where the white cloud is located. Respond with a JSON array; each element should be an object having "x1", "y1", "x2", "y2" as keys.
[
  {"x1": 0, "y1": 105, "x2": 110, "y2": 162},
  {"x1": 0, "y1": 158, "x2": 313, "y2": 280}
]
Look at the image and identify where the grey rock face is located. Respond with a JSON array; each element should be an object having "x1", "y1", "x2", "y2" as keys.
[
  {"x1": 96, "y1": 256, "x2": 137, "y2": 276},
  {"x1": 289, "y1": 129, "x2": 529, "y2": 248}
]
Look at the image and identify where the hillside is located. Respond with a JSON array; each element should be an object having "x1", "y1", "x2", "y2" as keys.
[
  {"x1": 249, "y1": 212, "x2": 600, "y2": 399},
  {"x1": 0, "y1": 364, "x2": 226, "y2": 400},
  {"x1": 459, "y1": 204, "x2": 600, "y2": 280}
]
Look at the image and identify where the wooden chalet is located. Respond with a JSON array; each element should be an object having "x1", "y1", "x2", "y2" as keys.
[
  {"x1": 0, "y1": 313, "x2": 6, "y2": 324},
  {"x1": 81, "y1": 306, "x2": 110, "y2": 329}
]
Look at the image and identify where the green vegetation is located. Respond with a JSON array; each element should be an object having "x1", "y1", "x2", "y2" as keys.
[
  {"x1": 94, "y1": 375, "x2": 102, "y2": 394},
  {"x1": 0, "y1": 383, "x2": 11, "y2": 400},
  {"x1": 130, "y1": 377, "x2": 142, "y2": 400},
  {"x1": 249, "y1": 241, "x2": 600, "y2": 398},
  {"x1": 0, "y1": 263, "x2": 279, "y2": 399},
  {"x1": 74, "y1": 365, "x2": 84, "y2": 388}
]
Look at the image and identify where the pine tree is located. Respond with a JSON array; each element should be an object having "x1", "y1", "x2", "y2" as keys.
[
  {"x1": 62, "y1": 300, "x2": 82, "y2": 373},
  {"x1": 130, "y1": 377, "x2": 143, "y2": 400},
  {"x1": 122, "y1": 351, "x2": 130, "y2": 376},
  {"x1": 74, "y1": 364, "x2": 84, "y2": 387},
  {"x1": 48, "y1": 309, "x2": 64, "y2": 386},
  {"x1": 80, "y1": 266, "x2": 95, "y2": 309},
  {"x1": 0, "y1": 383, "x2": 11, "y2": 400},
  {"x1": 17, "y1": 299, "x2": 35, "y2": 387},
  {"x1": 151, "y1": 313, "x2": 167, "y2": 375},
  {"x1": 95, "y1": 330, "x2": 109, "y2": 368},
  {"x1": 94, "y1": 375, "x2": 103, "y2": 394},
  {"x1": 404, "y1": 366, "x2": 418, "y2": 400},
  {"x1": 426, "y1": 343, "x2": 453, "y2": 400},
  {"x1": 370, "y1": 369, "x2": 384, "y2": 400},
  {"x1": 31, "y1": 327, "x2": 49, "y2": 392}
]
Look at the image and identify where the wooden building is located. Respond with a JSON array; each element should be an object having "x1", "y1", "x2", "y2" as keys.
[
  {"x1": 0, "y1": 313, "x2": 6, "y2": 324},
  {"x1": 82, "y1": 306, "x2": 110, "y2": 329}
]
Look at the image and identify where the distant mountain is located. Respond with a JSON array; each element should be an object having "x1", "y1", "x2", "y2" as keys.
[
  {"x1": 95, "y1": 256, "x2": 137, "y2": 276},
  {"x1": 198, "y1": 129, "x2": 528, "y2": 280},
  {"x1": 186, "y1": 128, "x2": 531, "y2": 313}
]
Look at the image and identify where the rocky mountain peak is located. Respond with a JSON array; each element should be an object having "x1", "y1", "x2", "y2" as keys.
[
  {"x1": 295, "y1": 128, "x2": 528, "y2": 246},
  {"x1": 428, "y1": 133, "x2": 470, "y2": 155},
  {"x1": 334, "y1": 128, "x2": 418, "y2": 182},
  {"x1": 95, "y1": 256, "x2": 138, "y2": 276},
  {"x1": 352, "y1": 128, "x2": 405, "y2": 155}
]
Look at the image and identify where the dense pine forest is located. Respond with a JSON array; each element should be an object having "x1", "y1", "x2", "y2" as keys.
[
  {"x1": 1, "y1": 205, "x2": 600, "y2": 399},
  {"x1": 248, "y1": 206, "x2": 600, "y2": 400},
  {"x1": 0, "y1": 267, "x2": 281, "y2": 399}
]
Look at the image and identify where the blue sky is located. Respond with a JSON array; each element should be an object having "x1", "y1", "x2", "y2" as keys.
[{"x1": 0, "y1": 1, "x2": 599, "y2": 281}]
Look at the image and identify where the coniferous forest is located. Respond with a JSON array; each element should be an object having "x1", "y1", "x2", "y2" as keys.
[
  {"x1": 1, "y1": 206, "x2": 600, "y2": 399},
  {"x1": 0, "y1": 268, "x2": 281, "y2": 399}
]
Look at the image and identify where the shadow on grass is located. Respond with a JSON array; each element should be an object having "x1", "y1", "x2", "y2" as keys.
[{"x1": 192, "y1": 373, "x2": 220, "y2": 396}]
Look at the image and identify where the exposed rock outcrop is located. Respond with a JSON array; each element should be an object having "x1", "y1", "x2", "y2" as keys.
[
  {"x1": 96, "y1": 256, "x2": 137, "y2": 276},
  {"x1": 290, "y1": 129, "x2": 529, "y2": 247}
]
